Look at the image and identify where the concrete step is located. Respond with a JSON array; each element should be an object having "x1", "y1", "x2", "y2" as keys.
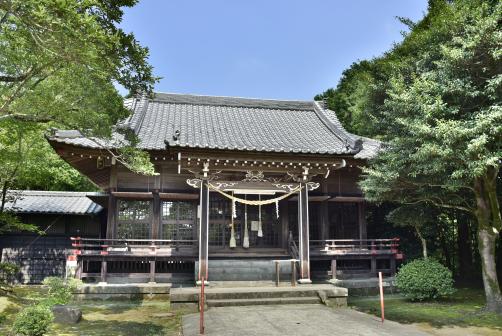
[
  {"x1": 207, "y1": 296, "x2": 321, "y2": 307},
  {"x1": 196, "y1": 259, "x2": 295, "y2": 281},
  {"x1": 170, "y1": 284, "x2": 348, "y2": 309}
]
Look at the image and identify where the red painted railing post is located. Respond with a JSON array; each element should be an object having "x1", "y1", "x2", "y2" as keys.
[{"x1": 200, "y1": 276, "x2": 205, "y2": 335}]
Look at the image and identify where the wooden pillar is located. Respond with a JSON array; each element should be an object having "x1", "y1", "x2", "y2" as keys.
[
  {"x1": 358, "y1": 202, "x2": 367, "y2": 240},
  {"x1": 198, "y1": 179, "x2": 209, "y2": 284},
  {"x1": 106, "y1": 163, "x2": 117, "y2": 239},
  {"x1": 280, "y1": 200, "x2": 289, "y2": 248},
  {"x1": 152, "y1": 172, "x2": 161, "y2": 239},
  {"x1": 298, "y1": 183, "x2": 311, "y2": 283},
  {"x1": 320, "y1": 182, "x2": 329, "y2": 240}
]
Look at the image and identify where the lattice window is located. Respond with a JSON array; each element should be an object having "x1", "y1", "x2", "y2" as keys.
[
  {"x1": 161, "y1": 201, "x2": 195, "y2": 241},
  {"x1": 117, "y1": 200, "x2": 151, "y2": 239}
]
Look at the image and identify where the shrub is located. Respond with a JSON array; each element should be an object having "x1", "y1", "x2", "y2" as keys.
[
  {"x1": 396, "y1": 258, "x2": 455, "y2": 301},
  {"x1": 42, "y1": 277, "x2": 81, "y2": 306},
  {"x1": 12, "y1": 304, "x2": 53, "y2": 336},
  {"x1": 0, "y1": 262, "x2": 19, "y2": 288}
]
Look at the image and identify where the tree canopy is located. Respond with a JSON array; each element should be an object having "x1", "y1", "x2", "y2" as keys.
[{"x1": 0, "y1": 0, "x2": 158, "y2": 233}]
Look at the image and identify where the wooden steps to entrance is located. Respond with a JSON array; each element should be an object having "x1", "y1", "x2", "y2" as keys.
[{"x1": 170, "y1": 284, "x2": 348, "y2": 309}]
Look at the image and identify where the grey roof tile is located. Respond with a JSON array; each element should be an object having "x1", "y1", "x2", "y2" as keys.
[
  {"x1": 4, "y1": 190, "x2": 103, "y2": 215},
  {"x1": 49, "y1": 92, "x2": 381, "y2": 158}
]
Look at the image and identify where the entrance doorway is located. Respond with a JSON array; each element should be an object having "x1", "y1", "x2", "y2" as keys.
[{"x1": 208, "y1": 195, "x2": 280, "y2": 248}]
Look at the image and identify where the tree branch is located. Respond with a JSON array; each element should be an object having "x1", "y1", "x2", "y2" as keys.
[{"x1": 0, "y1": 113, "x2": 54, "y2": 123}]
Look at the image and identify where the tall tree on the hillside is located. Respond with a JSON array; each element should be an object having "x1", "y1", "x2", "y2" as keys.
[
  {"x1": 0, "y1": 0, "x2": 158, "y2": 232},
  {"x1": 361, "y1": 0, "x2": 502, "y2": 312}
]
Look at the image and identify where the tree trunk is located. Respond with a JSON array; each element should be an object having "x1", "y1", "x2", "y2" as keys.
[
  {"x1": 474, "y1": 168, "x2": 502, "y2": 313},
  {"x1": 415, "y1": 226, "x2": 428, "y2": 259}
]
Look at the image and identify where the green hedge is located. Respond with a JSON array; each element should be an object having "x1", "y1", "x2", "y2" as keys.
[{"x1": 396, "y1": 258, "x2": 455, "y2": 301}]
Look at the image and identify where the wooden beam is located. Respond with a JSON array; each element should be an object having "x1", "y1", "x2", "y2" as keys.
[
  {"x1": 288, "y1": 195, "x2": 330, "y2": 202},
  {"x1": 329, "y1": 196, "x2": 365, "y2": 203},
  {"x1": 111, "y1": 191, "x2": 154, "y2": 199},
  {"x1": 159, "y1": 192, "x2": 199, "y2": 200}
]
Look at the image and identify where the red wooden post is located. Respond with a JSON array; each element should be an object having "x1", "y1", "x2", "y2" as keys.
[
  {"x1": 379, "y1": 271, "x2": 385, "y2": 323},
  {"x1": 200, "y1": 276, "x2": 205, "y2": 335}
]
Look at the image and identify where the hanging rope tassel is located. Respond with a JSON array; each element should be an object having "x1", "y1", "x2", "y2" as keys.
[
  {"x1": 258, "y1": 195, "x2": 263, "y2": 238},
  {"x1": 229, "y1": 192, "x2": 236, "y2": 248},
  {"x1": 275, "y1": 199, "x2": 279, "y2": 219},
  {"x1": 243, "y1": 195, "x2": 249, "y2": 248}
]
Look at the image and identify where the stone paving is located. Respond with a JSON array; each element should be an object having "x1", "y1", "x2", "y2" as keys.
[{"x1": 182, "y1": 304, "x2": 431, "y2": 336}]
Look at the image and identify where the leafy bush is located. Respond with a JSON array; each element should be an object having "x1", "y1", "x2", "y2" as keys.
[
  {"x1": 396, "y1": 258, "x2": 455, "y2": 301},
  {"x1": 12, "y1": 304, "x2": 53, "y2": 336},
  {"x1": 42, "y1": 277, "x2": 81, "y2": 306},
  {"x1": 0, "y1": 262, "x2": 19, "y2": 286}
]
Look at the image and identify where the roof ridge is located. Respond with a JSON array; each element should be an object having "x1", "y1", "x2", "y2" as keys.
[
  {"x1": 153, "y1": 91, "x2": 313, "y2": 104},
  {"x1": 151, "y1": 92, "x2": 315, "y2": 111}
]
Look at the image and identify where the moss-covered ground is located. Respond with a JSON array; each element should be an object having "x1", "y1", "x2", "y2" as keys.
[
  {"x1": 348, "y1": 288, "x2": 502, "y2": 335},
  {"x1": 0, "y1": 286, "x2": 191, "y2": 336}
]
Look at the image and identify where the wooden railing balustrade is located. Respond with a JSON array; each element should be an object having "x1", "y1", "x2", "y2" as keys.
[
  {"x1": 309, "y1": 238, "x2": 400, "y2": 255},
  {"x1": 70, "y1": 237, "x2": 197, "y2": 257}
]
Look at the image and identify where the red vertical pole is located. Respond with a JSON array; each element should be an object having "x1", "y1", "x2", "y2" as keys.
[
  {"x1": 379, "y1": 271, "x2": 385, "y2": 323},
  {"x1": 200, "y1": 277, "x2": 205, "y2": 334}
]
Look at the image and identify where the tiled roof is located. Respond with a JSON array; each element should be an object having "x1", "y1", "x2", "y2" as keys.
[
  {"x1": 4, "y1": 191, "x2": 103, "y2": 215},
  {"x1": 49, "y1": 92, "x2": 380, "y2": 158}
]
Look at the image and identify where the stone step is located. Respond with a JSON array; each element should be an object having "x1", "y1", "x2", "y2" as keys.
[
  {"x1": 171, "y1": 284, "x2": 346, "y2": 301},
  {"x1": 206, "y1": 296, "x2": 321, "y2": 307}
]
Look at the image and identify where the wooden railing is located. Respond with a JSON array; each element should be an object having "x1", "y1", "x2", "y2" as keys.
[
  {"x1": 70, "y1": 237, "x2": 197, "y2": 257},
  {"x1": 309, "y1": 238, "x2": 400, "y2": 255}
]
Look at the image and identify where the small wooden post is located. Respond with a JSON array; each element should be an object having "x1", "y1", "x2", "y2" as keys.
[
  {"x1": 149, "y1": 260, "x2": 156, "y2": 283},
  {"x1": 390, "y1": 256, "x2": 396, "y2": 276},
  {"x1": 100, "y1": 259, "x2": 107, "y2": 283},
  {"x1": 291, "y1": 260, "x2": 296, "y2": 287},
  {"x1": 371, "y1": 257, "x2": 377, "y2": 276},
  {"x1": 331, "y1": 259, "x2": 337, "y2": 280},
  {"x1": 275, "y1": 261, "x2": 280, "y2": 287},
  {"x1": 379, "y1": 271, "x2": 385, "y2": 323}
]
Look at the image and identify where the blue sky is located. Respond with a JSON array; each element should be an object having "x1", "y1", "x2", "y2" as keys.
[{"x1": 121, "y1": 1, "x2": 428, "y2": 100}]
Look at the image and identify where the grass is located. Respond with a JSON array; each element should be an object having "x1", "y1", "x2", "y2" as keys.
[
  {"x1": 348, "y1": 288, "x2": 502, "y2": 333},
  {"x1": 0, "y1": 286, "x2": 191, "y2": 336}
]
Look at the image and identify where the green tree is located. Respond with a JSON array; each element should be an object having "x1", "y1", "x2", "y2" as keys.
[
  {"x1": 0, "y1": 0, "x2": 158, "y2": 174},
  {"x1": 0, "y1": 0, "x2": 159, "y2": 233},
  {"x1": 360, "y1": 0, "x2": 502, "y2": 312}
]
